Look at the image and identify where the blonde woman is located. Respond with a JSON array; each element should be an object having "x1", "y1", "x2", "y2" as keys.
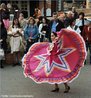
[{"x1": 24, "y1": 17, "x2": 39, "y2": 53}]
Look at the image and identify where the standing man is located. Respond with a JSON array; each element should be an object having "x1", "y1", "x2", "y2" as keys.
[
  {"x1": 48, "y1": 12, "x2": 65, "y2": 42},
  {"x1": 71, "y1": 7, "x2": 78, "y2": 20},
  {"x1": 64, "y1": 11, "x2": 74, "y2": 28}
]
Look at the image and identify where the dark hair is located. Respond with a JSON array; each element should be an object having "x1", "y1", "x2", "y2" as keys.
[
  {"x1": 52, "y1": 32, "x2": 57, "y2": 37},
  {"x1": 12, "y1": 17, "x2": 20, "y2": 28},
  {"x1": 69, "y1": 19, "x2": 75, "y2": 26},
  {"x1": 42, "y1": 17, "x2": 49, "y2": 24},
  {"x1": 79, "y1": 12, "x2": 85, "y2": 17},
  {"x1": 38, "y1": 16, "x2": 43, "y2": 21},
  {"x1": 53, "y1": 12, "x2": 58, "y2": 16}
]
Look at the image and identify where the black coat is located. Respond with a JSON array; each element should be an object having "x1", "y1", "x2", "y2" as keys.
[
  {"x1": 41, "y1": 24, "x2": 49, "y2": 38},
  {"x1": 49, "y1": 19, "x2": 64, "y2": 32},
  {"x1": 1, "y1": 9, "x2": 10, "y2": 19},
  {"x1": 0, "y1": 26, "x2": 7, "y2": 53},
  {"x1": 64, "y1": 17, "x2": 72, "y2": 28},
  {"x1": 48, "y1": 19, "x2": 65, "y2": 41}
]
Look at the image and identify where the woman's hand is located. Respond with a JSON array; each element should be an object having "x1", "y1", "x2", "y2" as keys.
[
  {"x1": 42, "y1": 31, "x2": 46, "y2": 34},
  {"x1": 28, "y1": 37, "x2": 32, "y2": 42},
  {"x1": 28, "y1": 39, "x2": 32, "y2": 42},
  {"x1": 0, "y1": 39, "x2": 3, "y2": 43},
  {"x1": 14, "y1": 29, "x2": 23, "y2": 36}
]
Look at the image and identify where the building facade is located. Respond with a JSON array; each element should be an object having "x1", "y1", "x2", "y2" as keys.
[
  {"x1": 1, "y1": 0, "x2": 58, "y2": 18},
  {"x1": 86, "y1": 0, "x2": 91, "y2": 8},
  {"x1": 1, "y1": 0, "x2": 90, "y2": 18}
]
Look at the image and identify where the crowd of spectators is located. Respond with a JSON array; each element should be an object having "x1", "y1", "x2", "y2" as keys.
[{"x1": 0, "y1": 3, "x2": 91, "y2": 68}]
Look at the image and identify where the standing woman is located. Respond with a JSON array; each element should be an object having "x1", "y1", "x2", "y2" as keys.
[
  {"x1": 67, "y1": 19, "x2": 81, "y2": 34},
  {"x1": 8, "y1": 18, "x2": 23, "y2": 66},
  {"x1": 24, "y1": 17, "x2": 39, "y2": 53},
  {"x1": 39, "y1": 17, "x2": 49, "y2": 42},
  {"x1": 75, "y1": 12, "x2": 87, "y2": 35},
  {"x1": 0, "y1": 19, "x2": 7, "y2": 68}
]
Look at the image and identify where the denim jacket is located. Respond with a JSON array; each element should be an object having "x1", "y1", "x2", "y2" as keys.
[{"x1": 24, "y1": 24, "x2": 39, "y2": 41}]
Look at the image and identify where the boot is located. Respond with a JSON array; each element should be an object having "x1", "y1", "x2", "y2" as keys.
[
  {"x1": 64, "y1": 86, "x2": 70, "y2": 93},
  {"x1": 51, "y1": 88, "x2": 59, "y2": 92}
]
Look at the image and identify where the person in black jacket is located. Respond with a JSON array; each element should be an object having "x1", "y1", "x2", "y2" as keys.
[
  {"x1": 48, "y1": 12, "x2": 65, "y2": 42},
  {"x1": 1, "y1": 3, "x2": 10, "y2": 20},
  {"x1": 64, "y1": 11, "x2": 74, "y2": 28},
  {"x1": 39, "y1": 17, "x2": 49, "y2": 42},
  {"x1": 1, "y1": 3, "x2": 10, "y2": 30},
  {"x1": 0, "y1": 19, "x2": 7, "y2": 68}
]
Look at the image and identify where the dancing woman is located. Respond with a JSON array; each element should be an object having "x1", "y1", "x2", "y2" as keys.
[
  {"x1": 50, "y1": 32, "x2": 70, "y2": 93},
  {"x1": 22, "y1": 29, "x2": 86, "y2": 94}
]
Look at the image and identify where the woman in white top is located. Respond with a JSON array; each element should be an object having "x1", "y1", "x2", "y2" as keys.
[
  {"x1": 75, "y1": 12, "x2": 87, "y2": 35},
  {"x1": 8, "y1": 18, "x2": 23, "y2": 66},
  {"x1": 67, "y1": 19, "x2": 81, "y2": 34},
  {"x1": 39, "y1": 17, "x2": 49, "y2": 42}
]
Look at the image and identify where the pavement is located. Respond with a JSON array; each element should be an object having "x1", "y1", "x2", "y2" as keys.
[{"x1": 0, "y1": 63, "x2": 91, "y2": 98}]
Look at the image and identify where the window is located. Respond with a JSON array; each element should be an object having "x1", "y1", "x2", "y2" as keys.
[{"x1": 21, "y1": 1, "x2": 27, "y2": 11}]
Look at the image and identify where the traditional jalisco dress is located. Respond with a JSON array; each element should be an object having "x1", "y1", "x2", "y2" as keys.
[{"x1": 22, "y1": 29, "x2": 86, "y2": 84}]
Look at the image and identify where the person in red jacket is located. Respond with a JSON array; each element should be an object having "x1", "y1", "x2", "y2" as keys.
[{"x1": 82, "y1": 20, "x2": 91, "y2": 64}]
